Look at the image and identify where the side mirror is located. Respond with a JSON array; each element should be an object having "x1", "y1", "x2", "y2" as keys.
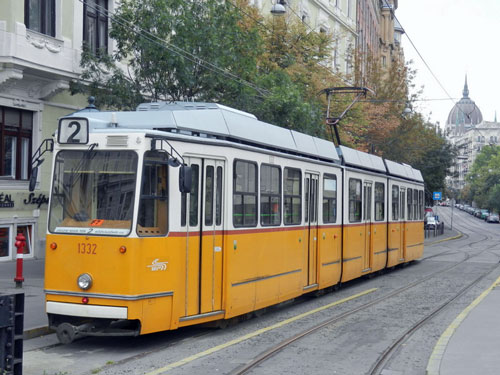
[
  {"x1": 29, "y1": 167, "x2": 38, "y2": 192},
  {"x1": 179, "y1": 165, "x2": 192, "y2": 193}
]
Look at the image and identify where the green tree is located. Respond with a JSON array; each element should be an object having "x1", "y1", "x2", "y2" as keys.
[
  {"x1": 465, "y1": 145, "x2": 500, "y2": 210},
  {"x1": 72, "y1": 0, "x2": 262, "y2": 109}
]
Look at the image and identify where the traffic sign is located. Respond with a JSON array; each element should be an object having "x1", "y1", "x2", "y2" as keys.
[{"x1": 433, "y1": 192, "x2": 442, "y2": 201}]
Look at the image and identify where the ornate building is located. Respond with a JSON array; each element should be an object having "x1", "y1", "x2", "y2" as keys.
[
  {"x1": 254, "y1": 0, "x2": 357, "y2": 76},
  {"x1": 446, "y1": 77, "x2": 500, "y2": 190},
  {"x1": 0, "y1": 0, "x2": 114, "y2": 261},
  {"x1": 356, "y1": 0, "x2": 404, "y2": 83}
]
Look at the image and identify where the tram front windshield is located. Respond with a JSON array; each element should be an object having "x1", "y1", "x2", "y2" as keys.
[{"x1": 48, "y1": 150, "x2": 138, "y2": 235}]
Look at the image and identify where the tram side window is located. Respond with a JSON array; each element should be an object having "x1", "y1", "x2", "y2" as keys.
[
  {"x1": 233, "y1": 160, "x2": 257, "y2": 227},
  {"x1": 407, "y1": 188, "x2": 413, "y2": 221},
  {"x1": 260, "y1": 165, "x2": 281, "y2": 226},
  {"x1": 205, "y1": 166, "x2": 214, "y2": 226},
  {"x1": 181, "y1": 164, "x2": 199, "y2": 227},
  {"x1": 349, "y1": 178, "x2": 362, "y2": 223},
  {"x1": 137, "y1": 151, "x2": 168, "y2": 236},
  {"x1": 413, "y1": 189, "x2": 418, "y2": 220},
  {"x1": 323, "y1": 175, "x2": 337, "y2": 223},
  {"x1": 375, "y1": 182, "x2": 385, "y2": 221},
  {"x1": 392, "y1": 185, "x2": 399, "y2": 220},
  {"x1": 216, "y1": 166, "x2": 223, "y2": 226},
  {"x1": 284, "y1": 167, "x2": 302, "y2": 225},
  {"x1": 418, "y1": 190, "x2": 424, "y2": 220}
]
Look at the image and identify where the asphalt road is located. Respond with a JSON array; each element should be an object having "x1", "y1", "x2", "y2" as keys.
[{"x1": 26, "y1": 207, "x2": 500, "y2": 375}]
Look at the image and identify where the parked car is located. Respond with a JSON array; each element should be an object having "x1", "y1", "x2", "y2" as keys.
[
  {"x1": 425, "y1": 216, "x2": 438, "y2": 229},
  {"x1": 480, "y1": 209, "x2": 490, "y2": 220},
  {"x1": 474, "y1": 208, "x2": 482, "y2": 218},
  {"x1": 486, "y1": 213, "x2": 500, "y2": 223}
]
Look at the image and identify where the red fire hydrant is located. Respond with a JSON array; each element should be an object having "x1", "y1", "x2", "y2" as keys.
[{"x1": 14, "y1": 233, "x2": 26, "y2": 288}]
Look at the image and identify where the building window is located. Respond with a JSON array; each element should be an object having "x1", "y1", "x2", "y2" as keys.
[
  {"x1": 1, "y1": 107, "x2": 33, "y2": 180},
  {"x1": 0, "y1": 226, "x2": 10, "y2": 259},
  {"x1": 260, "y1": 165, "x2": 281, "y2": 226},
  {"x1": 233, "y1": 160, "x2": 257, "y2": 227},
  {"x1": 25, "y1": 0, "x2": 55, "y2": 37},
  {"x1": 0, "y1": 224, "x2": 33, "y2": 261},
  {"x1": 83, "y1": 0, "x2": 108, "y2": 54}
]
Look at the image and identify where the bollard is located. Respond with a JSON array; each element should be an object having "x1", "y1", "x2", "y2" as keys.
[{"x1": 13, "y1": 233, "x2": 25, "y2": 288}]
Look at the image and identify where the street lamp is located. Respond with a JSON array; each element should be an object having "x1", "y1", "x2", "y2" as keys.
[{"x1": 271, "y1": 0, "x2": 286, "y2": 15}]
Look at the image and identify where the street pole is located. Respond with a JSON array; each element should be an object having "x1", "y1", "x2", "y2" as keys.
[{"x1": 451, "y1": 199, "x2": 454, "y2": 231}]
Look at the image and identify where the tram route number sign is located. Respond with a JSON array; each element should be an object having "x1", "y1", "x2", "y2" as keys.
[
  {"x1": 58, "y1": 118, "x2": 89, "y2": 144},
  {"x1": 433, "y1": 192, "x2": 442, "y2": 201}
]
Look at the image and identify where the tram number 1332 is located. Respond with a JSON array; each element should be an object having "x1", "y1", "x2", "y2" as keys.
[{"x1": 78, "y1": 243, "x2": 97, "y2": 255}]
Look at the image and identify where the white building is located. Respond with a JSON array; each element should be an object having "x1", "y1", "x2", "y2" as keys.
[
  {"x1": 254, "y1": 0, "x2": 357, "y2": 76},
  {"x1": 446, "y1": 77, "x2": 500, "y2": 190},
  {"x1": 0, "y1": 0, "x2": 115, "y2": 261}
]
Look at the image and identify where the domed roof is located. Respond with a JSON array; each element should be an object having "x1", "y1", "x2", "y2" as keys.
[{"x1": 447, "y1": 76, "x2": 483, "y2": 126}]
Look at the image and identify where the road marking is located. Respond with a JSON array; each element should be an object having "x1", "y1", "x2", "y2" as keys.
[
  {"x1": 426, "y1": 275, "x2": 500, "y2": 375},
  {"x1": 145, "y1": 288, "x2": 378, "y2": 374}
]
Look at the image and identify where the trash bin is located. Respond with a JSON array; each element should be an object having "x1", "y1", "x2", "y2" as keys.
[{"x1": 0, "y1": 293, "x2": 24, "y2": 375}]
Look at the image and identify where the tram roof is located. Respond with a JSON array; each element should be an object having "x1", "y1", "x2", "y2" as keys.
[
  {"x1": 65, "y1": 101, "x2": 423, "y2": 182},
  {"x1": 384, "y1": 159, "x2": 424, "y2": 182},
  {"x1": 67, "y1": 101, "x2": 341, "y2": 163},
  {"x1": 339, "y1": 145, "x2": 386, "y2": 173}
]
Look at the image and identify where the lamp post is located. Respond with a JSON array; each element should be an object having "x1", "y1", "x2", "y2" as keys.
[{"x1": 271, "y1": 0, "x2": 286, "y2": 15}]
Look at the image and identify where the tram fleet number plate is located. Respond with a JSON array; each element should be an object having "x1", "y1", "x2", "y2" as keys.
[
  {"x1": 58, "y1": 118, "x2": 89, "y2": 144},
  {"x1": 78, "y1": 243, "x2": 97, "y2": 255}
]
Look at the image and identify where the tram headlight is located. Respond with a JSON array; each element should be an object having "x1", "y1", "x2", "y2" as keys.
[{"x1": 77, "y1": 273, "x2": 93, "y2": 290}]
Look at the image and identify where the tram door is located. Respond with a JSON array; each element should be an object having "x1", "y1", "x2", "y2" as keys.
[
  {"x1": 363, "y1": 182, "x2": 373, "y2": 271},
  {"x1": 184, "y1": 157, "x2": 225, "y2": 316},
  {"x1": 305, "y1": 173, "x2": 319, "y2": 286},
  {"x1": 399, "y1": 188, "x2": 406, "y2": 261}
]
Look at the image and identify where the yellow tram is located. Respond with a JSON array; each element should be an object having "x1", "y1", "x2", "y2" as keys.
[{"x1": 33, "y1": 102, "x2": 424, "y2": 343}]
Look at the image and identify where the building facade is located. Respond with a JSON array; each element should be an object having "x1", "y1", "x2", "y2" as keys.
[
  {"x1": 254, "y1": 0, "x2": 358, "y2": 76},
  {"x1": 446, "y1": 78, "x2": 500, "y2": 190},
  {"x1": 355, "y1": 0, "x2": 404, "y2": 83},
  {"x1": 0, "y1": 0, "x2": 113, "y2": 261}
]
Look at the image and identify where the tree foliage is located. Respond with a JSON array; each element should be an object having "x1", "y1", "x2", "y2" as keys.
[
  {"x1": 463, "y1": 146, "x2": 500, "y2": 211},
  {"x1": 71, "y1": 0, "x2": 455, "y2": 197},
  {"x1": 71, "y1": 0, "x2": 340, "y2": 135}
]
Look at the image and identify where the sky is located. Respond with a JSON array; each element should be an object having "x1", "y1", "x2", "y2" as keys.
[{"x1": 396, "y1": 0, "x2": 500, "y2": 128}]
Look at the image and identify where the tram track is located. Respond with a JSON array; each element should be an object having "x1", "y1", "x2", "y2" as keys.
[
  {"x1": 368, "y1": 261, "x2": 500, "y2": 375},
  {"x1": 229, "y1": 218, "x2": 498, "y2": 375},
  {"x1": 29, "y1": 210, "x2": 498, "y2": 375}
]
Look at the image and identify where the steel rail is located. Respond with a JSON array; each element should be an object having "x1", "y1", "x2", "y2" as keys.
[{"x1": 230, "y1": 229, "x2": 496, "y2": 375}]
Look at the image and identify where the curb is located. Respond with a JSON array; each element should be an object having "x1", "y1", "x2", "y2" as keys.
[
  {"x1": 426, "y1": 275, "x2": 500, "y2": 375},
  {"x1": 23, "y1": 326, "x2": 54, "y2": 340},
  {"x1": 426, "y1": 232, "x2": 463, "y2": 246}
]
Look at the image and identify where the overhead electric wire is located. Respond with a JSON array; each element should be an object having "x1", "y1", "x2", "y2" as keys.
[{"x1": 78, "y1": 0, "x2": 270, "y2": 98}]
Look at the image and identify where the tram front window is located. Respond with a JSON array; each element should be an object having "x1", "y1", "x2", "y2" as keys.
[{"x1": 48, "y1": 150, "x2": 138, "y2": 235}]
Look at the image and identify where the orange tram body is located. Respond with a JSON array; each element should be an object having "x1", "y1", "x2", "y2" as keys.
[{"x1": 40, "y1": 102, "x2": 424, "y2": 343}]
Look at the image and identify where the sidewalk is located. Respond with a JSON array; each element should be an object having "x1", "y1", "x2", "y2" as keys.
[
  {"x1": 0, "y1": 258, "x2": 49, "y2": 338},
  {"x1": 427, "y1": 276, "x2": 500, "y2": 375}
]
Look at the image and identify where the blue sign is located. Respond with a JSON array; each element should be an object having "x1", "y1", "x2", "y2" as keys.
[{"x1": 433, "y1": 192, "x2": 442, "y2": 201}]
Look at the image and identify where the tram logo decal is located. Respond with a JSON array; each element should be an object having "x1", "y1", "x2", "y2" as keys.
[{"x1": 147, "y1": 259, "x2": 168, "y2": 271}]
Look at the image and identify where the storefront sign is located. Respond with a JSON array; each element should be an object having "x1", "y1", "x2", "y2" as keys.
[
  {"x1": 24, "y1": 193, "x2": 49, "y2": 208},
  {"x1": 0, "y1": 193, "x2": 14, "y2": 208}
]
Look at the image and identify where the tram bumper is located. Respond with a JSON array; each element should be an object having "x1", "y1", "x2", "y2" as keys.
[{"x1": 47, "y1": 302, "x2": 140, "y2": 344}]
